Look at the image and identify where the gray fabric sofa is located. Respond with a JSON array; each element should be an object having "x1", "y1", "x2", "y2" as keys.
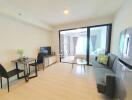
[{"x1": 93, "y1": 53, "x2": 118, "y2": 98}]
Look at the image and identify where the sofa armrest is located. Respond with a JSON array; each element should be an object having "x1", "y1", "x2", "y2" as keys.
[
  {"x1": 105, "y1": 74, "x2": 116, "y2": 98},
  {"x1": 97, "y1": 83, "x2": 106, "y2": 93}
]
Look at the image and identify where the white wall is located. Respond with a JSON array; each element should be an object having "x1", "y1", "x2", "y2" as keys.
[
  {"x1": 0, "y1": 14, "x2": 51, "y2": 70},
  {"x1": 111, "y1": 0, "x2": 132, "y2": 54},
  {"x1": 51, "y1": 16, "x2": 114, "y2": 61}
]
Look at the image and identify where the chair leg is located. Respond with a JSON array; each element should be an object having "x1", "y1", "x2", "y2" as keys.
[
  {"x1": 7, "y1": 78, "x2": 9, "y2": 92},
  {"x1": 0, "y1": 77, "x2": 2, "y2": 89},
  {"x1": 23, "y1": 71, "x2": 26, "y2": 82},
  {"x1": 35, "y1": 65, "x2": 38, "y2": 77},
  {"x1": 43, "y1": 64, "x2": 44, "y2": 71},
  {"x1": 29, "y1": 66, "x2": 31, "y2": 75},
  {"x1": 38, "y1": 65, "x2": 40, "y2": 71}
]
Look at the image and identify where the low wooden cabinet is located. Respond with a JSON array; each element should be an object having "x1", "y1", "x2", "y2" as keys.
[{"x1": 43, "y1": 55, "x2": 57, "y2": 67}]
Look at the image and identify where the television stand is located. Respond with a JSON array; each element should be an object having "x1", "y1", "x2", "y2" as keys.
[{"x1": 43, "y1": 55, "x2": 57, "y2": 67}]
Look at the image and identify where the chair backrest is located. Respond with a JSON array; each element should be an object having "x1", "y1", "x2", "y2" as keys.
[
  {"x1": 0, "y1": 64, "x2": 8, "y2": 78},
  {"x1": 37, "y1": 53, "x2": 46, "y2": 64}
]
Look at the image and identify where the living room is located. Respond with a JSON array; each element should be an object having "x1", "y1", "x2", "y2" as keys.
[{"x1": 0, "y1": 0, "x2": 132, "y2": 100}]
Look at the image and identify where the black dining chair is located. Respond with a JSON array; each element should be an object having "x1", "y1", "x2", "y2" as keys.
[
  {"x1": 29, "y1": 53, "x2": 45, "y2": 73},
  {"x1": 0, "y1": 64, "x2": 25, "y2": 92}
]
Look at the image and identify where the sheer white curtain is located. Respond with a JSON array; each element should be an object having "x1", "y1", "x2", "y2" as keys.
[{"x1": 75, "y1": 37, "x2": 87, "y2": 55}]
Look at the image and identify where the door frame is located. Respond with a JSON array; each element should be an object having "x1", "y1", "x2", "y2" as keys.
[
  {"x1": 87, "y1": 24, "x2": 112, "y2": 65},
  {"x1": 59, "y1": 23, "x2": 112, "y2": 65}
]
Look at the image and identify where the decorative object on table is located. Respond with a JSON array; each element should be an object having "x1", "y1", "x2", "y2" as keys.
[
  {"x1": 17, "y1": 49, "x2": 24, "y2": 58},
  {"x1": 97, "y1": 54, "x2": 109, "y2": 65},
  {"x1": 17, "y1": 57, "x2": 28, "y2": 62}
]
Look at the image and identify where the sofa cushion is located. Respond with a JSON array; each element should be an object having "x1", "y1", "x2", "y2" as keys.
[
  {"x1": 107, "y1": 53, "x2": 117, "y2": 68},
  {"x1": 97, "y1": 54, "x2": 109, "y2": 65},
  {"x1": 93, "y1": 60, "x2": 108, "y2": 68}
]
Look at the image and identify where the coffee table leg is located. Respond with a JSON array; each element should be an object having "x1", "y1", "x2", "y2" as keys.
[
  {"x1": 84, "y1": 65, "x2": 86, "y2": 71},
  {"x1": 72, "y1": 64, "x2": 74, "y2": 69},
  {"x1": 24, "y1": 63, "x2": 29, "y2": 82},
  {"x1": 35, "y1": 60, "x2": 38, "y2": 77},
  {"x1": 15, "y1": 62, "x2": 20, "y2": 79}
]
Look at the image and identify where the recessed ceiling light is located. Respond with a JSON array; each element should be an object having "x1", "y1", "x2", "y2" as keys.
[
  {"x1": 64, "y1": 9, "x2": 69, "y2": 15},
  {"x1": 18, "y1": 13, "x2": 22, "y2": 16}
]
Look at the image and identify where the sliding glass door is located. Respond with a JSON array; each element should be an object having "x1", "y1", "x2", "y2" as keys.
[
  {"x1": 88, "y1": 25, "x2": 111, "y2": 65},
  {"x1": 59, "y1": 28, "x2": 87, "y2": 63},
  {"x1": 59, "y1": 24, "x2": 112, "y2": 65}
]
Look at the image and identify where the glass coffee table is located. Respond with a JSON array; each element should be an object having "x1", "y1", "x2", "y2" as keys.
[{"x1": 69, "y1": 59, "x2": 87, "y2": 71}]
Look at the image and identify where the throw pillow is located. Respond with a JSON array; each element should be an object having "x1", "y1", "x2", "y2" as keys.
[{"x1": 97, "y1": 54, "x2": 109, "y2": 65}]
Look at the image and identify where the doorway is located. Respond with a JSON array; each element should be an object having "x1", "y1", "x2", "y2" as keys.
[
  {"x1": 59, "y1": 24, "x2": 112, "y2": 65},
  {"x1": 59, "y1": 28, "x2": 87, "y2": 63}
]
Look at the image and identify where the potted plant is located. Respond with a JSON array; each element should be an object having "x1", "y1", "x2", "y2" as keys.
[{"x1": 17, "y1": 49, "x2": 24, "y2": 59}]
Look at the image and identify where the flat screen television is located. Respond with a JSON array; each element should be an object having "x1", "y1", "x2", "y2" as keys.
[
  {"x1": 117, "y1": 27, "x2": 132, "y2": 100},
  {"x1": 119, "y1": 27, "x2": 132, "y2": 67},
  {"x1": 40, "y1": 47, "x2": 51, "y2": 55}
]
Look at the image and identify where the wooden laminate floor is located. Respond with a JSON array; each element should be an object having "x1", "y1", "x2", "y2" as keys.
[{"x1": 0, "y1": 63, "x2": 107, "y2": 100}]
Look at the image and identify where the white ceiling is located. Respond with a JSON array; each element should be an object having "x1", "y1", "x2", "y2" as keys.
[{"x1": 0, "y1": 0, "x2": 125, "y2": 30}]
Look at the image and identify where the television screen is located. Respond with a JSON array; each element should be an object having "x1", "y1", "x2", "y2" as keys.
[
  {"x1": 117, "y1": 28, "x2": 132, "y2": 100},
  {"x1": 40, "y1": 47, "x2": 51, "y2": 55},
  {"x1": 118, "y1": 28, "x2": 132, "y2": 66},
  {"x1": 119, "y1": 30, "x2": 126, "y2": 56}
]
